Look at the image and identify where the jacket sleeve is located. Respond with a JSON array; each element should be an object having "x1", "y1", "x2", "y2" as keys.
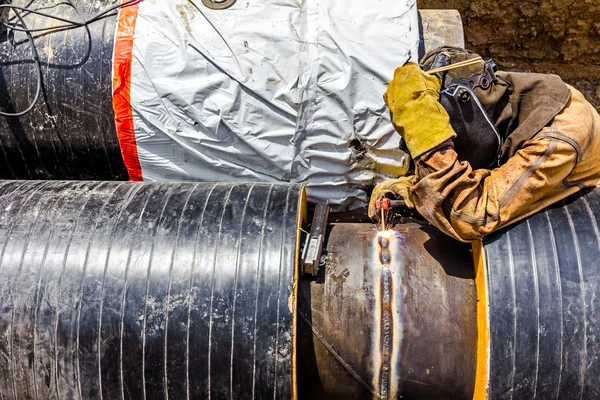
[{"x1": 411, "y1": 134, "x2": 579, "y2": 242}]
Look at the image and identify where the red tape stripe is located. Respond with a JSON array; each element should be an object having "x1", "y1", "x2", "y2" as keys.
[{"x1": 112, "y1": 1, "x2": 143, "y2": 181}]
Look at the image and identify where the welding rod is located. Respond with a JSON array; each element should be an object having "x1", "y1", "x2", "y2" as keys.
[{"x1": 428, "y1": 57, "x2": 483, "y2": 75}]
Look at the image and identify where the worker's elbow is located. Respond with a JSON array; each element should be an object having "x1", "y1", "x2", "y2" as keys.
[{"x1": 415, "y1": 204, "x2": 494, "y2": 242}]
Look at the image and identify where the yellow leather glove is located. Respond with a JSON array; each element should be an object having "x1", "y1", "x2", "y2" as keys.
[
  {"x1": 384, "y1": 62, "x2": 456, "y2": 158},
  {"x1": 368, "y1": 176, "x2": 416, "y2": 219}
]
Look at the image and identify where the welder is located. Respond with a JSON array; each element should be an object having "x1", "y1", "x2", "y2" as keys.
[{"x1": 369, "y1": 46, "x2": 600, "y2": 241}]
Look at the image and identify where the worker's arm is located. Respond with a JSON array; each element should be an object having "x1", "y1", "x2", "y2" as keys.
[{"x1": 411, "y1": 133, "x2": 578, "y2": 242}]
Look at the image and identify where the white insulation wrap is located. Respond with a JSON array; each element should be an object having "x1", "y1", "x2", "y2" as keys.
[{"x1": 128, "y1": 0, "x2": 418, "y2": 210}]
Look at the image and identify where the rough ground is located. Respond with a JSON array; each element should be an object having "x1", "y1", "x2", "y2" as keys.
[{"x1": 419, "y1": 0, "x2": 600, "y2": 111}]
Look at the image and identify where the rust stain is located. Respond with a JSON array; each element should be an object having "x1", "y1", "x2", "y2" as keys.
[
  {"x1": 161, "y1": 11, "x2": 173, "y2": 24},
  {"x1": 177, "y1": 2, "x2": 198, "y2": 36}
]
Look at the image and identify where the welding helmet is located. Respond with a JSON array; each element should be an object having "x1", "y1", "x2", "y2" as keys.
[{"x1": 420, "y1": 46, "x2": 512, "y2": 170}]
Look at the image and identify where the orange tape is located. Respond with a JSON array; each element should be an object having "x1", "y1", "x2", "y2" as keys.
[
  {"x1": 472, "y1": 240, "x2": 490, "y2": 400},
  {"x1": 112, "y1": 1, "x2": 143, "y2": 181},
  {"x1": 292, "y1": 186, "x2": 307, "y2": 400}
]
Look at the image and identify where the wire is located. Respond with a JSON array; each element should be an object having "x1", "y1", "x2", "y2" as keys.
[
  {"x1": 0, "y1": 0, "x2": 142, "y2": 117},
  {"x1": 8, "y1": 3, "x2": 75, "y2": 23},
  {"x1": 0, "y1": 0, "x2": 141, "y2": 33},
  {"x1": 0, "y1": 7, "x2": 41, "y2": 117}
]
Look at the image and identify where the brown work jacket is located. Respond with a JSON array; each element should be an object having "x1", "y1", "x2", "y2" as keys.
[{"x1": 412, "y1": 85, "x2": 600, "y2": 242}]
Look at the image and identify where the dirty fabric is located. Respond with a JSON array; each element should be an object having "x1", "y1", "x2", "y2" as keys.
[
  {"x1": 126, "y1": 0, "x2": 418, "y2": 210},
  {"x1": 412, "y1": 85, "x2": 600, "y2": 242},
  {"x1": 495, "y1": 71, "x2": 572, "y2": 160}
]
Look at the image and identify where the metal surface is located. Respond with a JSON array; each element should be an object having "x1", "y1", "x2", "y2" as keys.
[
  {"x1": 302, "y1": 202, "x2": 330, "y2": 276},
  {"x1": 0, "y1": 180, "x2": 301, "y2": 399},
  {"x1": 298, "y1": 221, "x2": 477, "y2": 399},
  {"x1": 418, "y1": 10, "x2": 465, "y2": 60}
]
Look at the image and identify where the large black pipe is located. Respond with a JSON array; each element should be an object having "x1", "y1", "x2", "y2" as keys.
[
  {"x1": 1, "y1": 179, "x2": 598, "y2": 399},
  {"x1": 0, "y1": 178, "x2": 480, "y2": 400},
  {"x1": 0, "y1": 180, "x2": 301, "y2": 399},
  {"x1": 0, "y1": 0, "x2": 127, "y2": 180},
  {"x1": 483, "y1": 188, "x2": 600, "y2": 400}
]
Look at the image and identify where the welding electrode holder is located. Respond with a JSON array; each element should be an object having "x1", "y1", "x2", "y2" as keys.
[
  {"x1": 376, "y1": 198, "x2": 406, "y2": 211},
  {"x1": 375, "y1": 197, "x2": 421, "y2": 225}
]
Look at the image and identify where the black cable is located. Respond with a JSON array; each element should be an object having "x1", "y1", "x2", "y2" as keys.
[
  {"x1": 0, "y1": 0, "x2": 142, "y2": 117},
  {"x1": 0, "y1": 7, "x2": 41, "y2": 117},
  {"x1": 0, "y1": 0, "x2": 141, "y2": 33},
  {"x1": 8, "y1": 3, "x2": 72, "y2": 23}
]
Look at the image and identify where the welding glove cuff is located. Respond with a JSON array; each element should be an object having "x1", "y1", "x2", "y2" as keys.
[
  {"x1": 368, "y1": 176, "x2": 416, "y2": 219},
  {"x1": 384, "y1": 62, "x2": 457, "y2": 158}
]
